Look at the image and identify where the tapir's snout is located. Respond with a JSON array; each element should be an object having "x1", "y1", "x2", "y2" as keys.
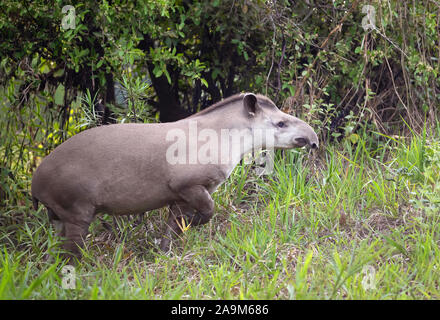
[
  {"x1": 308, "y1": 131, "x2": 319, "y2": 149},
  {"x1": 309, "y1": 130, "x2": 319, "y2": 149},
  {"x1": 292, "y1": 122, "x2": 319, "y2": 149},
  {"x1": 294, "y1": 137, "x2": 319, "y2": 149}
]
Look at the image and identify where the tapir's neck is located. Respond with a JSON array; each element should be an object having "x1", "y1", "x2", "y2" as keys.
[
  {"x1": 179, "y1": 109, "x2": 259, "y2": 174},
  {"x1": 177, "y1": 106, "x2": 275, "y2": 179}
]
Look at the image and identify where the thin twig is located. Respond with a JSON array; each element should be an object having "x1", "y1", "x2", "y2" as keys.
[{"x1": 265, "y1": 15, "x2": 276, "y2": 96}]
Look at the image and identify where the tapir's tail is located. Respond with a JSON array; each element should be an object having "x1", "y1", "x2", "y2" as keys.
[{"x1": 32, "y1": 196, "x2": 39, "y2": 210}]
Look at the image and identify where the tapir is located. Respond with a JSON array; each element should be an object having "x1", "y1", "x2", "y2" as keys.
[{"x1": 31, "y1": 93, "x2": 318, "y2": 259}]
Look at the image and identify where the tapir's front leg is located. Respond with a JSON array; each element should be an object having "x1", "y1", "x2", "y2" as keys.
[
  {"x1": 160, "y1": 185, "x2": 214, "y2": 252},
  {"x1": 178, "y1": 185, "x2": 214, "y2": 225}
]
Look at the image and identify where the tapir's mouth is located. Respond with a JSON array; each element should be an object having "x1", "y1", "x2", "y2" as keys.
[
  {"x1": 293, "y1": 137, "x2": 319, "y2": 149},
  {"x1": 293, "y1": 137, "x2": 308, "y2": 148}
]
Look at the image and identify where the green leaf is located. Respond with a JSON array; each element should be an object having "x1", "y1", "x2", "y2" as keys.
[
  {"x1": 96, "y1": 59, "x2": 104, "y2": 69},
  {"x1": 153, "y1": 66, "x2": 163, "y2": 78},
  {"x1": 212, "y1": 68, "x2": 220, "y2": 80},
  {"x1": 54, "y1": 84, "x2": 65, "y2": 106},
  {"x1": 53, "y1": 69, "x2": 64, "y2": 78},
  {"x1": 164, "y1": 69, "x2": 171, "y2": 84},
  {"x1": 39, "y1": 62, "x2": 51, "y2": 74}
]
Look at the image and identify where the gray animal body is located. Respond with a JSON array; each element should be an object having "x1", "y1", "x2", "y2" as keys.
[{"x1": 31, "y1": 93, "x2": 318, "y2": 258}]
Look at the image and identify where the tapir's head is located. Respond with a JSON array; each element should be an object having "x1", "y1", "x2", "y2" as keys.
[{"x1": 242, "y1": 93, "x2": 319, "y2": 150}]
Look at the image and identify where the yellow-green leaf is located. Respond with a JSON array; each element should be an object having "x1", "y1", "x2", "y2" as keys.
[{"x1": 349, "y1": 133, "x2": 359, "y2": 144}]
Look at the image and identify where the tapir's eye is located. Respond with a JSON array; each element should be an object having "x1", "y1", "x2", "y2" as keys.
[{"x1": 277, "y1": 121, "x2": 286, "y2": 128}]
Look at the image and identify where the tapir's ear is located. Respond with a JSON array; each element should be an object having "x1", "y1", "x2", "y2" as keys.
[{"x1": 243, "y1": 93, "x2": 258, "y2": 116}]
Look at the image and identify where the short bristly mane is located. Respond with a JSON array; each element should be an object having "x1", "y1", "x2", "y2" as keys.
[{"x1": 186, "y1": 93, "x2": 277, "y2": 119}]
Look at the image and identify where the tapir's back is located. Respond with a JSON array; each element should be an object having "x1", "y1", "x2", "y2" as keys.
[{"x1": 31, "y1": 123, "x2": 178, "y2": 215}]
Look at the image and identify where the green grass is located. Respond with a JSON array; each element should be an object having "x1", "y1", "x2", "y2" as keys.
[{"x1": 1, "y1": 129, "x2": 440, "y2": 299}]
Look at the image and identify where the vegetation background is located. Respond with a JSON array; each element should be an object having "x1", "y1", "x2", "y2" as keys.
[{"x1": 0, "y1": 0, "x2": 439, "y2": 299}]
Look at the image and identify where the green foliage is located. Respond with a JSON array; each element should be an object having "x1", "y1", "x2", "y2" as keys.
[
  {"x1": 116, "y1": 74, "x2": 156, "y2": 123},
  {"x1": 2, "y1": 0, "x2": 439, "y2": 139}
]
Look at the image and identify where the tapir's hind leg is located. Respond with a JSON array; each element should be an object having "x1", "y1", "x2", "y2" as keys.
[
  {"x1": 63, "y1": 222, "x2": 90, "y2": 259},
  {"x1": 46, "y1": 207, "x2": 65, "y2": 237},
  {"x1": 51, "y1": 204, "x2": 95, "y2": 261}
]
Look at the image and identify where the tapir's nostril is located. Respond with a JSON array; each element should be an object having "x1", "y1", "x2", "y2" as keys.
[{"x1": 311, "y1": 142, "x2": 318, "y2": 149}]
